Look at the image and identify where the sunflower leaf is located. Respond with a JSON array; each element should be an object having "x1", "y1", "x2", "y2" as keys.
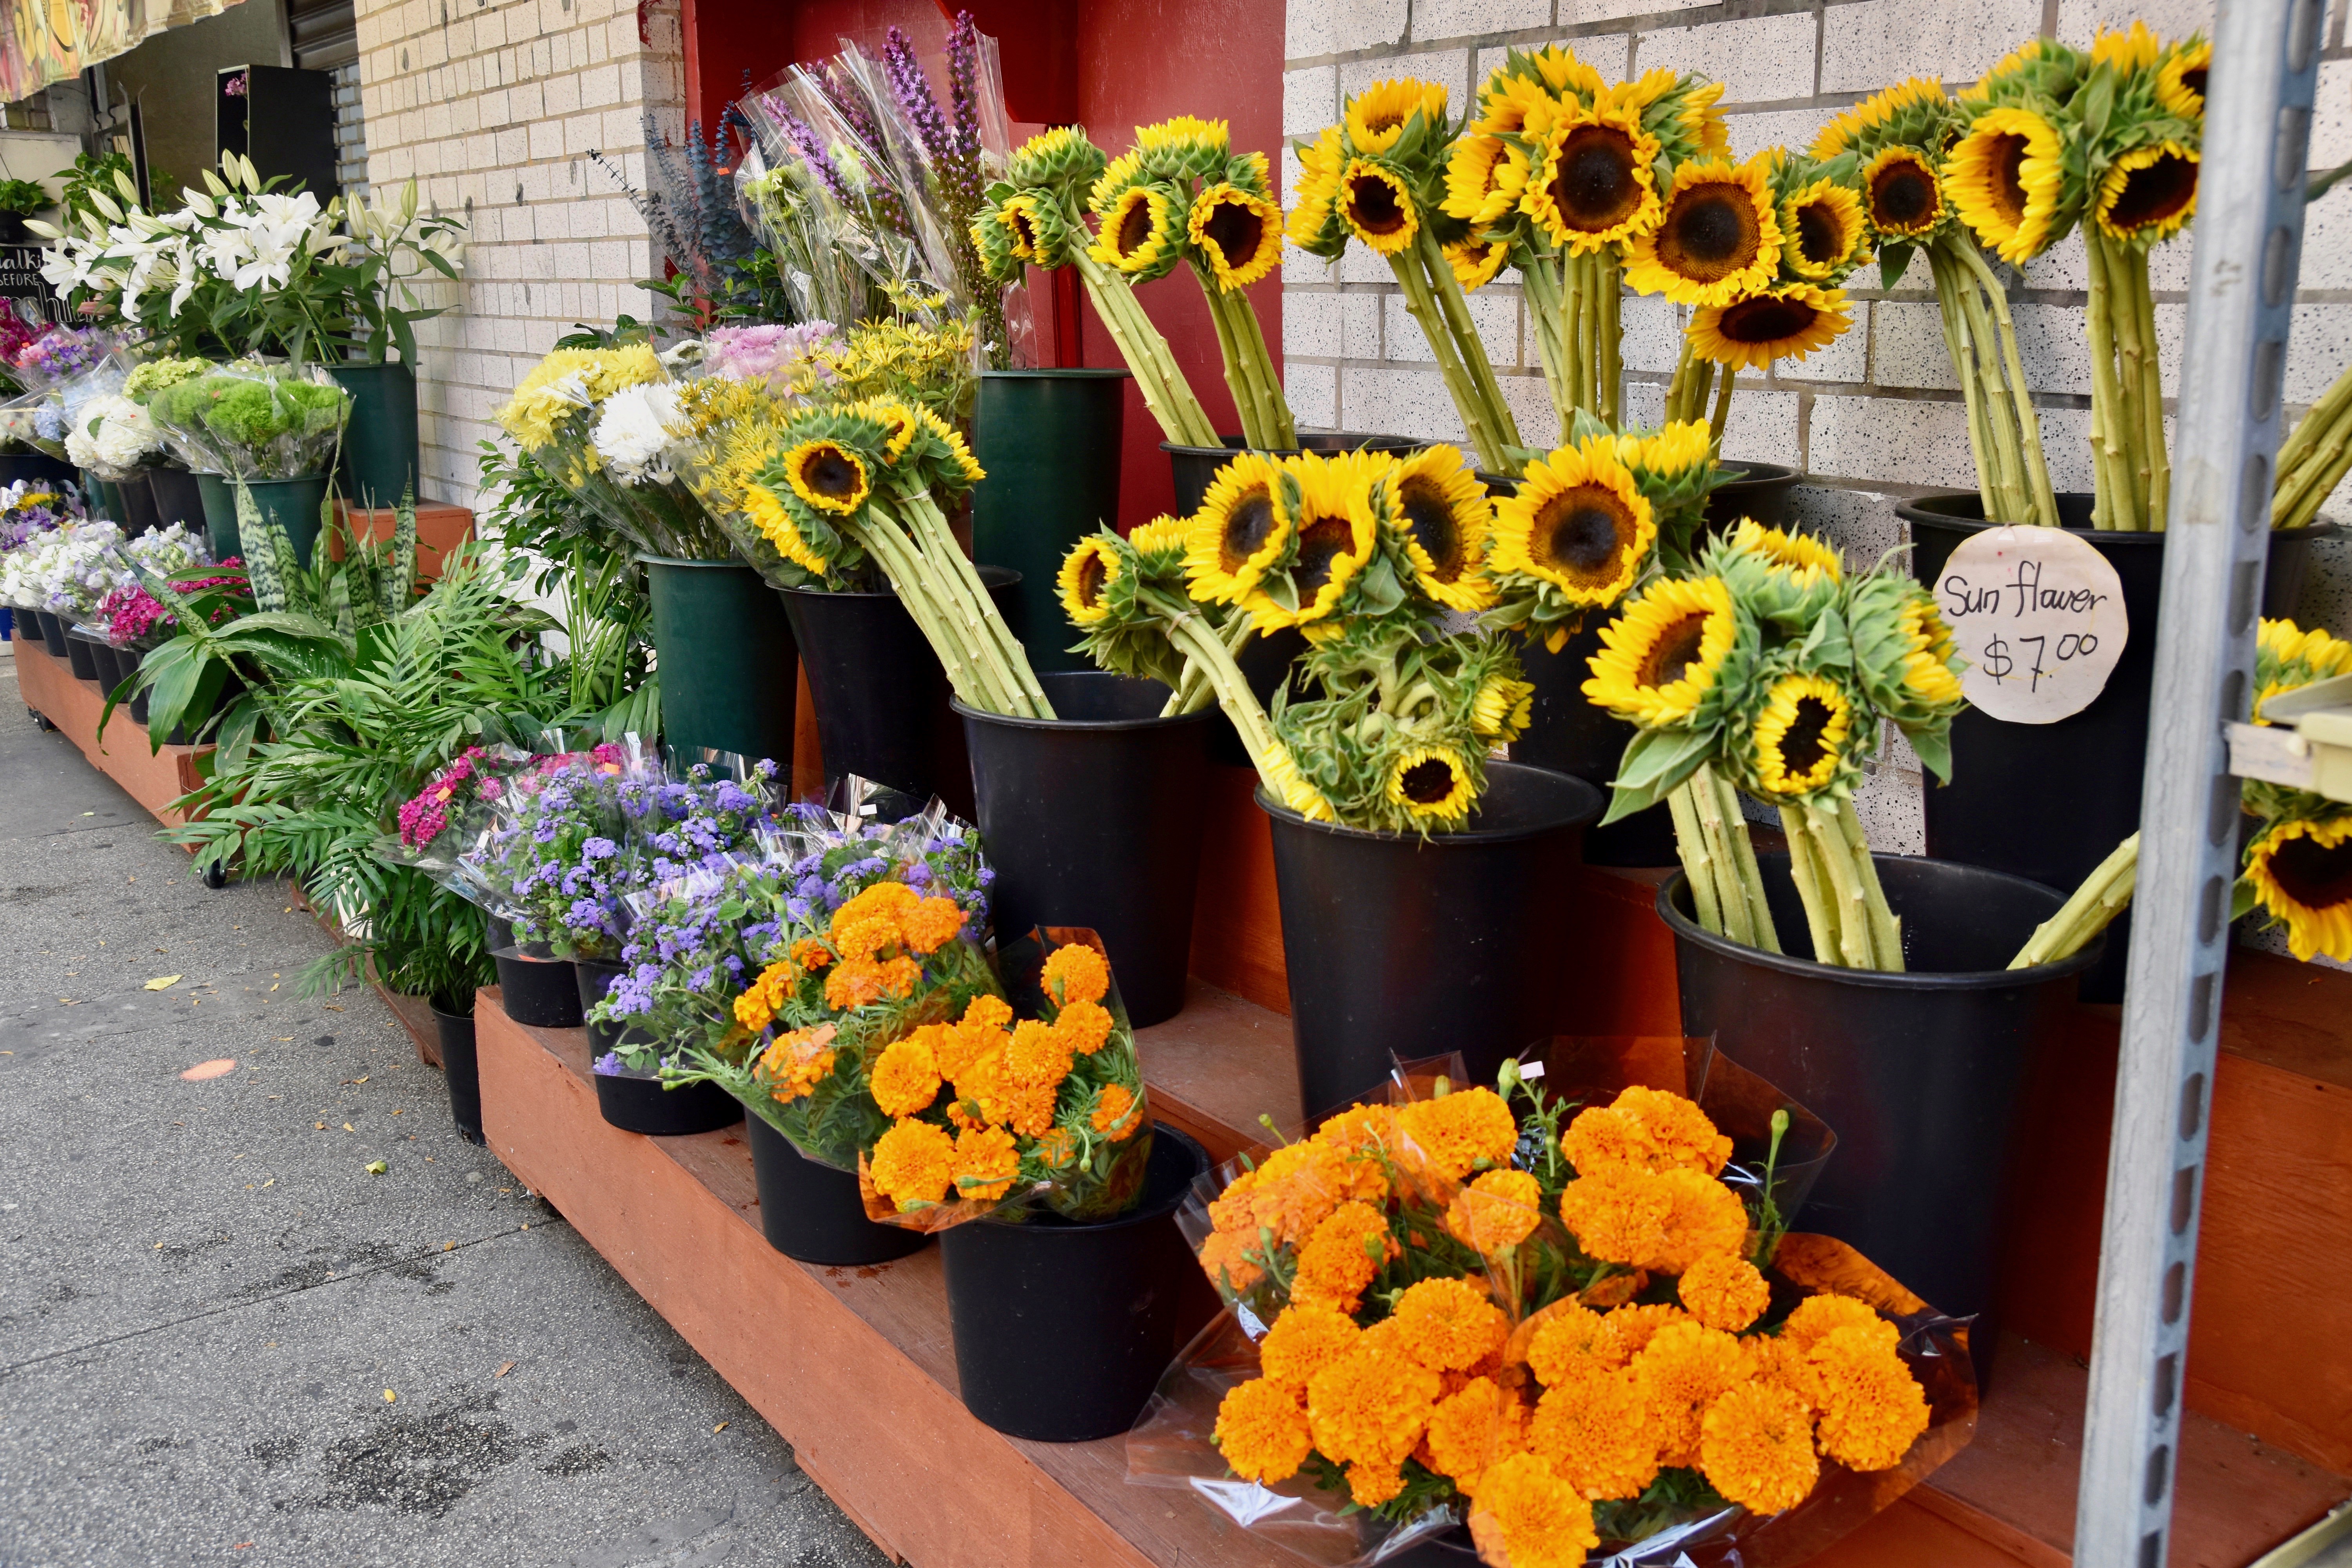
[
  {"x1": 1567, "y1": 408, "x2": 1614, "y2": 446},
  {"x1": 2231, "y1": 876, "x2": 2259, "y2": 922},
  {"x1": 1877, "y1": 244, "x2": 1916, "y2": 292},
  {"x1": 1902, "y1": 721, "x2": 1954, "y2": 784},
  {"x1": 1599, "y1": 726, "x2": 1715, "y2": 824}
]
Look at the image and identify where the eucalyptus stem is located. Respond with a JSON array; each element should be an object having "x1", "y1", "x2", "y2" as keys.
[
  {"x1": 1778, "y1": 804, "x2": 1843, "y2": 965},
  {"x1": 2010, "y1": 831, "x2": 2139, "y2": 969},
  {"x1": 1668, "y1": 782, "x2": 1727, "y2": 935}
]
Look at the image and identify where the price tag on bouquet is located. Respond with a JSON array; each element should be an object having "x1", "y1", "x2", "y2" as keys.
[{"x1": 1934, "y1": 526, "x2": 2128, "y2": 723}]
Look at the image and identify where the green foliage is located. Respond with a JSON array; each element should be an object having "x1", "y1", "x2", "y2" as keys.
[
  {"x1": 0, "y1": 178, "x2": 49, "y2": 215},
  {"x1": 57, "y1": 152, "x2": 132, "y2": 226}
]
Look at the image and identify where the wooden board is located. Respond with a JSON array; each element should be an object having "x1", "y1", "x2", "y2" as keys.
[
  {"x1": 14, "y1": 635, "x2": 209, "y2": 827},
  {"x1": 331, "y1": 501, "x2": 474, "y2": 580}
]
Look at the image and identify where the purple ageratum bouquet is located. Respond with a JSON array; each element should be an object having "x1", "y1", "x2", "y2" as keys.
[
  {"x1": 465, "y1": 747, "x2": 642, "y2": 957},
  {"x1": 620, "y1": 759, "x2": 782, "y2": 886}
]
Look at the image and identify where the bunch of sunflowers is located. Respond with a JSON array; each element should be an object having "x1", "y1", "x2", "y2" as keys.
[
  {"x1": 1584, "y1": 521, "x2": 1967, "y2": 969},
  {"x1": 1143, "y1": 1065, "x2": 1953, "y2": 1566}
]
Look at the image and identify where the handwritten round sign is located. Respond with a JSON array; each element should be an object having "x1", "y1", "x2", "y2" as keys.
[{"x1": 1935, "y1": 526, "x2": 2128, "y2": 724}]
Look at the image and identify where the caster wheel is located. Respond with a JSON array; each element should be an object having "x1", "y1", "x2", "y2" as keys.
[
  {"x1": 30, "y1": 710, "x2": 54, "y2": 731},
  {"x1": 202, "y1": 863, "x2": 229, "y2": 889}
]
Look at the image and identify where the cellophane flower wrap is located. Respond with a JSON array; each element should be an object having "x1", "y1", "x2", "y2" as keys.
[
  {"x1": 0, "y1": 475, "x2": 86, "y2": 552},
  {"x1": 0, "y1": 518, "x2": 123, "y2": 615},
  {"x1": 145, "y1": 363, "x2": 352, "y2": 479},
  {"x1": 65, "y1": 391, "x2": 164, "y2": 480},
  {"x1": 1130, "y1": 1044, "x2": 1975, "y2": 1568},
  {"x1": 451, "y1": 742, "x2": 650, "y2": 955}
]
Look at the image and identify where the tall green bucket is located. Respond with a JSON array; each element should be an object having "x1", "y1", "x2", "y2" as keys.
[
  {"x1": 642, "y1": 555, "x2": 799, "y2": 765},
  {"x1": 969, "y1": 368, "x2": 1129, "y2": 674},
  {"x1": 328, "y1": 362, "x2": 421, "y2": 510},
  {"x1": 194, "y1": 474, "x2": 240, "y2": 560},
  {"x1": 244, "y1": 476, "x2": 334, "y2": 568}
]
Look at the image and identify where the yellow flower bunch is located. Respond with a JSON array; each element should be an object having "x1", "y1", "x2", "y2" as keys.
[
  {"x1": 492, "y1": 344, "x2": 663, "y2": 454},
  {"x1": 811, "y1": 313, "x2": 979, "y2": 425}
]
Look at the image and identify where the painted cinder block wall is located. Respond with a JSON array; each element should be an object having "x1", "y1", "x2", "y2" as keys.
[{"x1": 1282, "y1": 0, "x2": 2352, "y2": 878}]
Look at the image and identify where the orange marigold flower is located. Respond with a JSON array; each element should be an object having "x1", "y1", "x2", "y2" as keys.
[
  {"x1": 897, "y1": 894, "x2": 967, "y2": 954},
  {"x1": 1561, "y1": 1085, "x2": 1731, "y2": 1176},
  {"x1": 979, "y1": 1073, "x2": 1059, "y2": 1138},
  {"x1": 824, "y1": 955, "x2": 920, "y2": 1011},
  {"x1": 831, "y1": 915, "x2": 898, "y2": 963},
  {"x1": 1631, "y1": 1320, "x2": 1749, "y2": 1468},
  {"x1": 962, "y1": 993, "x2": 1014, "y2": 1033},
  {"x1": 1474, "y1": 1452, "x2": 1600, "y2": 1568},
  {"x1": 1054, "y1": 997, "x2": 1114, "y2": 1056},
  {"x1": 1700, "y1": 1381, "x2": 1818, "y2": 1514},
  {"x1": 869, "y1": 1034, "x2": 944, "y2": 1118},
  {"x1": 1447, "y1": 1168, "x2": 1544, "y2": 1256},
  {"x1": 1042, "y1": 941, "x2": 1111, "y2": 1005},
  {"x1": 1809, "y1": 1325, "x2": 1929, "y2": 1472},
  {"x1": 1557, "y1": 1163, "x2": 1674, "y2": 1265},
  {"x1": 1261, "y1": 1300, "x2": 1363, "y2": 1392},
  {"x1": 1347, "y1": 1460, "x2": 1406, "y2": 1507},
  {"x1": 1652, "y1": 1166, "x2": 1749, "y2": 1272},
  {"x1": 1397, "y1": 1087, "x2": 1520, "y2": 1182},
  {"x1": 1214, "y1": 1377, "x2": 1313, "y2": 1483},
  {"x1": 731, "y1": 960, "x2": 795, "y2": 1033},
  {"x1": 1526, "y1": 1303, "x2": 1618, "y2": 1386},
  {"x1": 1744, "y1": 1331, "x2": 1818, "y2": 1410},
  {"x1": 1292, "y1": 1200, "x2": 1399, "y2": 1310},
  {"x1": 1092, "y1": 1081, "x2": 1142, "y2": 1140},
  {"x1": 1424, "y1": 1375, "x2": 1530, "y2": 1495},
  {"x1": 933, "y1": 1002, "x2": 1006, "y2": 1081},
  {"x1": 1305, "y1": 1342, "x2": 1441, "y2": 1470},
  {"x1": 869, "y1": 1118, "x2": 956, "y2": 1209},
  {"x1": 952, "y1": 1123, "x2": 1022, "y2": 1201},
  {"x1": 1210, "y1": 1140, "x2": 1350, "y2": 1248},
  {"x1": 1599, "y1": 1302, "x2": 1689, "y2": 1363},
  {"x1": 1311, "y1": 1102, "x2": 1397, "y2": 1203},
  {"x1": 756, "y1": 1025, "x2": 837, "y2": 1104},
  {"x1": 830, "y1": 882, "x2": 920, "y2": 956},
  {"x1": 1198, "y1": 1228, "x2": 1265, "y2": 1292},
  {"x1": 1781, "y1": 1293, "x2": 1897, "y2": 1356},
  {"x1": 1004, "y1": 1017, "x2": 1075, "y2": 1087},
  {"x1": 1530, "y1": 1365, "x2": 1659, "y2": 1501},
  {"x1": 789, "y1": 937, "x2": 833, "y2": 971},
  {"x1": 1391, "y1": 1277, "x2": 1511, "y2": 1372},
  {"x1": 1679, "y1": 1252, "x2": 1771, "y2": 1332}
]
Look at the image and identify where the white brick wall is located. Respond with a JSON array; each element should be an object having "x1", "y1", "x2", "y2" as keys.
[{"x1": 353, "y1": 0, "x2": 684, "y2": 506}]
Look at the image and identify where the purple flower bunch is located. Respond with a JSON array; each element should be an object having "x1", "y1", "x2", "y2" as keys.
[
  {"x1": 882, "y1": 15, "x2": 986, "y2": 214},
  {"x1": 475, "y1": 757, "x2": 642, "y2": 957},
  {"x1": 0, "y1": 476, "x2": 84, "y2": 551},
  {"x1": 704, "y1": 322, "x2": 840, "y2": 392},
  {"x1": 770, "y1": 795, "x2": 991, "y2": 937},
  {"x1": 15, "y1": 327, "x2": 109, "y2": 384},
  {"x1": 620, "y1": 759, "x2": 781, "y2": 887},
  {"x1": 593, "y1": 861, "x2": 783, "y2": 1066}
]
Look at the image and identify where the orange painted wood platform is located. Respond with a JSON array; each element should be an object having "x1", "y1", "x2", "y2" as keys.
[
  {"x1": 330, "y1": 501, "x2": 475, "y2": 579},
  {"x1": 13, "y1": 632, "x2": 209, "y2": 826}
]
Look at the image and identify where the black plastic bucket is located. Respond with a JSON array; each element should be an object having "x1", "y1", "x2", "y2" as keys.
[
  {"x1": 573, "y1": 956, "x2": 654, "y2": 1058},
  {"x1": 1704, "y1": 459, "x2": 1801, "y2": 533},
  {"x1": 431, "y1": 998, "x2": 485, "y2": 1146},
  {"x1": 1162, "y1": 433, "x2": 1423, "y2": 518},
  {"x1": 1263, "y1": 762, "x2": 1603, "y2": 1121},
  {"x1": 939, "y1": 1123, "x2": 1216, "y2": 1442},
  {"x1": 779, "y1": 567, "x2": 1019, "y2": 818},
  {"x1": 1662, "y1": 853, "x2": 2100, "y2": 1325},
  {"x1": 1902, "y1": 491, "x2": 2330, "y2": 1002},
  {"x1": 35, "y1": 610, "x2": 65, "y2": 659},
  {"x1": 744, "y1": 1114, "x2": 929, "y2": 1266},
  {"x1": 593, "y1": 1070, "x2": 744, "y2": 1136},
  {"x1": 62, "y1": 626, "x2": 99, "y2": 680},
  {"x1": 147, "y1": 465, "x2": 205, "y2": 530},
  {"x1": 116, "y1": 471, "x2": 162, "y2": 537},
  {"x1": 87, "y1": 638, "x2": 122, "y2": 693},
  {"x1": 956, "y1": 671, "x2": 1214, "y2": 1027},
  {"x1": 1508, "y1": 620, "x2": 1678, "y2": 867},
  {"x1": 492, "y1": 947, "x2": 583, "y2": 1029},
  {"x1": 0, "y1": 452, "x2": 78, "y2": 490}
]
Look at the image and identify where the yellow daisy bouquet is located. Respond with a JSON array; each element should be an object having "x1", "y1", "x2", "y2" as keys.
[
  {"x1": 1942, "y1": 26, "x2": 2206, "y2": 530},
  {"x1": 1291, "y1": 80, "x2": 1527, "y2": 475},
  {"x1": 1441, "y1": 47, "x2": 1731, "y2": 438},
  {"x1": 1583, "y1": 522, "x2": 1967, "y2": 969},
  {"x1": 1133, "y1": 1053, "x2": 1969, "y2": 1566},
  {"x1": 1810, "y1": 78, "x2": 2063, "y2": 530},
  {"x1": 968, "y1": 127, "x2": 1223, "y2": 448}
]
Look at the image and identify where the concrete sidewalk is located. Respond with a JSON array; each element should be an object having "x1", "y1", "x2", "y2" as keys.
[{"x1": 0, "y1": 664, "x2": 889, "y2": 1567}]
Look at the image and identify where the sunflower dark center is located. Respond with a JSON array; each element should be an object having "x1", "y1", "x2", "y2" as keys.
[
  {"x1": 1216, "y1": 490, "x2": 1279, "y2": 573},
  {"x1": 1115, "y1": 199, "x2": 1157, "y2": 256},
  {"x1": 1203, "y1": 200, "x2": 1266, "y2": 268},
  {"x1": 1345, "y1": 173, "x2": 1408, "y2": 234},
  {"x1": 2109, "y1": 152, "x2": 2198, "y2": 232},
  {"x1": 1552, "y1": 126, "x2": 1642, "y2": 231},
  {"x1": 2181, "y1": 66, "x2": 2207, "y2": 98},
  {"x1": 1399, "y1": 758, "x2": 1457, "y2": 804},
  {"x1": 1008, "y1": 209, "x2": 1038, "y2": 251},
  {"x1": 1988, "y1": 134, "x2": 2032, "y2": 226},
  {"x1": 1636, "y1": 612, "x2": 1709, "y2": 689},
  {"x1": 1660, "y1": 188, "x2": 1759, "y2": 279},
  {"x1": 1796, "y1": 203, "x2": 1841, "y2": 265},
  {"x1": 1292, "y1": 515, "x2": 1356, "y2": 596},
  {"x1": 1396, "y1": 477, "x2": 1466, "y2": 579},
  {"x1": 2269, "y1": 834, "x2": 2352, "y2": 911},
  {"x1": 1870, "y1": 158, "x2": 1937, "y2": 229},
  {"x1": 1075, "y1": 549, "x2": 1108, "y2": 607},
  {"x1": 1718, "y1": 294, "x2": 1821, "y2": 345},
  {"x1": 801, "y1": 448, "x2": 860, "y2": 498},
  {"x1": 1532, "y1": 486, "x2": 1634, "y2": 582},
  {"x1": 1778, "y1": 695, "x2": 1837, "y2": 776}
]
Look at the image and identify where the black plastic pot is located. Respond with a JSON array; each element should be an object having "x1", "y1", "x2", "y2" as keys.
[
  {"x1": 1162, "y1": 433, "x2": 1423, "y2": 518},
  {"x1": 779, "y1": 568, "x2": 1019, "y2": 818},
  {"x1": 431, "y1": 998, "x2": 485, "y2": 1146},
  {"x1": 1263, "y1": 762, "x2": 1604, "y2": 1121},
  {"x1": 970, "y1": 368, "x2": 1129, "y2": 675},
  {"x1": 0, "y1": 451, "x2": 78, "y2": 490},
  {"x1": 36, "y1": 609, "x2": 66, "y2": 658},
  {"x1": 1902, "y1": 491, "x2": 2330, "y2": 1002},
  {"x1": 123, "y1": 646, "x2": 152, "y2": 728},
  {"x1": 744, "y1": 1114, "x2": 929, "y2": 1265},
  {"x1": 147, "y1": 465, "x2": 205, "y2": 530},
  {"x1": 116, "y1": 470, "x2": 162, "y2": 537},
  {"x1": 62, "y1": 626, "x2": 99, "y2": 680},
  {"x1": 1661, "y1": 853, "x2": 2100, "y2": 1324},
  {"x1": 1508, "y1": 620, "x2": 1678, "y2": 867},
  {"x1": 593, "y1": 1070, "x2": 743, "y2": 1136},
  {"x1": 644, "y1": 555, "x2": 799, "y2": 764},
  {"x1": 1704, "y1": 459, "x2": 1800, "y2": 532},
  {"x1": 87, "y1": 637, "x2": 122, "y2": 692},
  {"x1": 492, "y1": 946, "x2": 583, "y2": 1028},
  {"x1": 956, "y1": 671, "x2": 1214, "y2": 1027},
  {"x1": 573, "y1": 956, "x2": 654, "y2": 1057},
  {"x1": 939, "y1": 1123, "x2": 1216, "y2": 1441}
]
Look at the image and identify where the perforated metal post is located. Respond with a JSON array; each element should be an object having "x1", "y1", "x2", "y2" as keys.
[{"x1": 2073, "y1": 0, "x2": 2325, "y2": 1560}]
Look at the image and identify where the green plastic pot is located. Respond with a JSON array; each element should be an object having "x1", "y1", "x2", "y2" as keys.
[
  {"x1": 969, "y1": 368, "x2": 1129, "y2": 674},
  {"x1": 244, "y1": 476, "x2": 333, "y2": 567},
  {"x1": 328, "y1": 361, "x2": 419, "y2": 508},
  {"x1": 643, "y1": 555, "x2": 799, "y2": 764},
  {"x1": 194, "y1": 473, "x2": 240, "y2": 559}
]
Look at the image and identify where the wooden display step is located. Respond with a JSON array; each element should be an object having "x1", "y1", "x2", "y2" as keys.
[
  {"x1": 330, "y1": 500, "x2": 474, "y2": 579},
  {"x1": 12, "y1": 633, "x2": 210, "y2": 828}
]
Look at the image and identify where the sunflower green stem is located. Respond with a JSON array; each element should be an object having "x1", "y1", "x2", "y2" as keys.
[
  {"x1": 2082, "y1": 228, "x2": 2141, "y2": 531},
  {"x1": 1777, "y1": 804, "x2": 1843, "y2": 965},
  {"x1": 896, "y1": 487, "x2": 1053, "y2": 717},
  {"x1": 1708, "y1": 365, "x2": 1736, "y2": 447},
  {"x1": 1668, "y1": 784, "x2": 1728, "y2": 936},
  {"x1": 1148, "y1": 588, "x2": 1293, "y2": 804},
  {"x1": 1710, "y1": 766, "x2": 1781, "y2": 954},
  {"x1": 1073, "y1": 253, "x2": 1220, "y2": 448},
  {"x1": 2011, "y1": 831, "x2": 2139, "y2": 969},
  {"x1": 1929, "y1": 247, "x2": 2004, "y2": 518},
  {"x1": 1952, "y1": 238, "x2": 2061, "y2": 529},
  {"x1": 1832, "y1": 795, "x2": 1903, "y2": 971},
  {"x1": 1418, "y1": 228, "x2": 1524, "y2": 459},
  {"x1": 842, "y1": 513, "x2": 993, "y2": 711}
]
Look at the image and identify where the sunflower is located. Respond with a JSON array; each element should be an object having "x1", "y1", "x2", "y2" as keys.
[
  {"x1": 1624, "y1": 158, "x2": 1781, "y2": 307},
  {"x1": 1860, "y1": 146, "x2": 1944, "y2": 238},
  {"x1": 1008, "y1": 125, "x2": 1103, "y2": 189},
  {"x1": 1635, "y1": 419, "x2": 1712, "y2": 479},
  {"x1": 1446, "y1": 236, "x2": 1512, "y2": 291},
  {"x1": 1945, "y1": 107, "x2": 2065, "y2": 263},
  {"x1": 1345, "y1": 79, "x2": 1448, "y2": 157},
  {"x1": 993, "y1": 194, "x2": 1049, "y2": 262},
  {"x1": 1443, "y1": 134, "x2": 1526, "y2": 228},
  {"x1": 2158, "y1": 41, "x2": 2209, "y2": 120},
  {"x1": 1289, "y1": 125, "x2": 1347, "y2": 247},
  {"x1": 1060, "y1": 537, "x2": 1122, "y2": 626},
  {"x1": 1523, "y1": 102, "x2": 1662, "y2": 254},
  {"x1": 1472, "y1": 674, "x2": 1535, "y2": 740},
  {"x1": 1136, "y1": 114, "x2": 1231, "y2": 176},
  {"x1": 2245, "y1": 815, "x2": 2352, "y2": 962},
  {"x1": 1272, "y1": 451, "x2": 1381, "y2": 630},
  {"x1": 1189, "y1": 182, "x2": 1283, "y2": 289},
  {"x1": 1811, "y1": 78, "x2": 1951, "y2": 160},
  {"x1": 1388, "y1": 746, "x2": 1475, "y2": 822},
  {"x1": 781, "y1": 439, "x2": 870, "y2": 516},
  {"x1": 1530, "y1": 43, "x2": 1609, "y2": 101},
  {"x1": 2094, "y1": 141, "x2": 2198, "y2": 242},
  {"x1": 1781, "y1": 179, "x2": 1867, "y2": 278},
  {"x1": 1185, "y1": 452, "x2": 1289, "y2": 604},
  {"x1": 1386, "y1": 445, "x2": 1496, "y2": 610},
  {"x1": 1091, "y1": 183, "x2": 1186, "y2": 274},
  {"x1": 1490, "y1": 441, "x2": 1656, "y2": 606},
  {"x1": 1339, "y1": 160, "x2": 1419, "y2": 255},
  {"x1": 1749, "y1": 671, "x2": 1855, "y2": 797},
  {"x1": 1584, "y1": 575, "x2": 1739, "y2": 728},
  {"x1": 2089, "y1": 20, "x2": 2161, "y2": 73},
  {"x1": 1690, "y1": 284, "x2": 1850, "y2": 370},
  {"x1": 744, "y1": 483, "x2": 832, "y2": 576},
  {"x1": 1898, "y1": 594, "x2": 1963, "y2": 706},
  {"x1": 1473, "y1": 70, "x2": 1559, "y2": 138}
]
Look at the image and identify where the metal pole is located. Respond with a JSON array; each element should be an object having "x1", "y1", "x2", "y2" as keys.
[{"x1": 2074, "y1": 0, "x2": 2324, "y2": 1559}]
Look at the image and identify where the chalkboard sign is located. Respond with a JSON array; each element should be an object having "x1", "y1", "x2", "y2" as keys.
[{"x1": 0, "y1": 242, "x2": 61, "y2": 329}]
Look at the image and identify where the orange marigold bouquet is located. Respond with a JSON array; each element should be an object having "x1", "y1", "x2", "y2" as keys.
[{"x1": 1131, "y1": 1049, "x2": 1974, "y2": 1567}]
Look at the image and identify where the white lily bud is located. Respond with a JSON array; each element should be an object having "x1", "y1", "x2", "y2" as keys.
[
  {"x1": 89, "y1": 190, "x2": 122, "y2": 223},
  {"x1": 111, "y1": 168, "x2": 138, "y2": 204},
  {"x1": 23, "y1": 219, "x2": 58, "y2": 240},
  {"x1": 184, "y1": 189, "x2": 217, "y2": 219},
  {"x1": 202, "y1": 169, "x2": 229, "y2": 198}
]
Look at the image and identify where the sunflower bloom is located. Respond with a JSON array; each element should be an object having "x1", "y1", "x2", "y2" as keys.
[
  {"x1": 2158, "y1": 41, "x2": 2209, "y2": 120},
  {"x1": 1345, "y1": 78, "x2": 1448, "y2": 156},
  {"x1": 1185, "y1": 452, "x2": 1289, "y2": 604},
  {"x1": 1385, "y1": 445, "x2": 1497, "y2": 610},
  {"x1": 1338, "y1": 160, "x2": 1419, "y2": 255},
  {"x1": 1287, "y1": 126, "x2": 1346, "y2": 247},
  {"x1": 1782, "y1": 179, "x2": 1867, "y2": 279},
  {"x1": 1945, "y1": 106, "x2": 2064, "y2": 263},
  {"x1": 1446, "y1": 235, "x2": 1512, "y2": 291},
  {"x1": 1059, "y1": 537, "x2": 1122, "y2": 626},
  {"x1": 1214, "y1": 1378, "x2": 1313, "y2": 1483},
  {"x1": 1700, "y1": 1383, "x2": 1820, "y2": 1513},
  {"x1": 1860, "y1": 146, "x2": 1944, "y2": 238},
  {"x1": 1279, "y1": 450, "x2": 1383, "y2": 630},
  {"x1": 1092, "y1": 183, "x2": 1186, "y2": 274},
  {"x1": 1624, "y1": 157, "x2": 1782, "y2": 306},
  {"x1": 1749, "y1": 671, "x2": 1855, "y2": 797},
  {"x1": 1387, "y1": 746, "x2": 1475, "y2": 824},
  {"x1": 1443, "y1": 133, "x2": 1527, "y2": 228},
  {"x1": 1490, "y1": 441, "x2": 1657, "y2": 606},
  {"x1": 1691, "y1": 285, "x2": 1851, "y2": 370},
  {"x1": 1189, "y1": 182, "x2": 1283, "y2": 289},
  {"x1": 2094, "y1": 140, "x2": 2198, "y2": 242},
  {"x1": 1471, "y1": 675, "x2": 1536, "y2": 742},
  {"x1": 2246, "y1": 815, "x2": 2352, "y2": 962},
  {"x1": 1523, "y1": 101, "x2": 1661, "y2": 254},
  {"x1": 1811, "y1": 77, "x2": 1951, "y2": 160},
  {"x1": 1583, "y1": 575, "x2": 1739, "y2": 727},
  {"x1": 1726, "y1": 517, "x2": 1844, "y2": 585},
  {"x1": 782, "y1": 439, "x2": 871, "y2": 515}
]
